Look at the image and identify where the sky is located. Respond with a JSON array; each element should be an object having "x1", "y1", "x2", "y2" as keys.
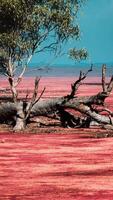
[{"x1": 30, "y1": 0, "x2": 113, "y2": 67}]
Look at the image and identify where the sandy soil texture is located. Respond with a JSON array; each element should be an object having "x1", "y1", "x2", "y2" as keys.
[
  {"x1": 0, "y1": 133, "x2": 113, "y2": 200},
  {"x1": 0, "y1": 77, "x2": 113, "y2": 199}
]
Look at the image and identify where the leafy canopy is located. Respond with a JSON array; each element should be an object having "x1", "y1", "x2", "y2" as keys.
[{"x1": 0, "y1": 0, "x2": 87, "y2": 70}]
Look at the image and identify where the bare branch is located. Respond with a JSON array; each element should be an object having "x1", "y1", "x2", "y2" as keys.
[
  {"x1": 25, "y1": 89, "x2": 30, "y2": 101},
  {"x1": 8, "y1": 56, "x2": 13, "y2": 76},
  {"x1": 34, "y1": 25, "x2": 57, "y2": 54},
  {"x1": 102, "y1": 64, "x2": 106, "y2": 92},
  {"x1": 107, "y1": 75, "x2": 113, "y2": 94},
  {"x1": 7, "y1": 56, "x2": 18, "y2": 102},
  {"x1": 30, "y1": 77, "x2": 40, "y2": 103},
  {"x1": 65, "y1": 64, "x2": 93, "y2": 100},
  {"x1": 25, "y1": 76, "x2": 46, "y2": 120},
  {"x1": 35, "y1": 42, "x2": 58, "y2": 54},
  {"x1": 15, "y1": 55, "x2": 33, "y2": 87},
  {"x1": 33, "y1": 87, "x2": 46, "y2": 106},
  {"x1": 74, "y1": 103, "x2": 113, "y2": 125}
]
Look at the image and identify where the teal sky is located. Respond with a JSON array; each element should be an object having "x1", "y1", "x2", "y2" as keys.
[{"x1": 30, "y1": 0, "x2": 113, "y2": 67}]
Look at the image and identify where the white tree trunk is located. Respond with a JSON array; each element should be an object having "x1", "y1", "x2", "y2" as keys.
[{"x1": 14, "y1": 102, "x2": 26, "y2": 131}]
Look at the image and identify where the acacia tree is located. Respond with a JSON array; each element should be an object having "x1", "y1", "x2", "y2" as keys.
[{"x1": 0, "y1": 0, "x2": 88, "y2": 130}]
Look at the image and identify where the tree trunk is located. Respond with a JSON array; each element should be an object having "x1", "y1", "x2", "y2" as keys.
[
  {"x1": 13, "y1": 101, "x2": 26, "y2": 131},
  {"x1": 8, "y1": 77, "x2": 18, "y2": 103}
]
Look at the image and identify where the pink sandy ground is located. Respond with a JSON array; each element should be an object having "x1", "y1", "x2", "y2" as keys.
[
  {"x1": 0, "y1": 77, "x2": 113, "y2": 200},
  {"x1": 1, "y1": 77, "x2": 113, "y2": 109}
]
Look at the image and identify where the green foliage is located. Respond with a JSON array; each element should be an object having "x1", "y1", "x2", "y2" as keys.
[
  {"x1": 0, "y1": 55, "x2": 8, "y2": 74},
  {"x1": 69, "y1": 48, "x2": 88, "y2": 61},
  {"x1": 0, "y1": 0, "x2": 87, "y2": 69}
]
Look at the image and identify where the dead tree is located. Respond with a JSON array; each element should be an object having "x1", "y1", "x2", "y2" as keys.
[
  {"x1": 22, "y1": 65, "x2": 113, "y2": 129},
  {"x1": 0, "y1": 65, "x2": 113, "y2": 131},
  {"x1": 62, "y1": 64, "x2": 113, "y2": 128}
]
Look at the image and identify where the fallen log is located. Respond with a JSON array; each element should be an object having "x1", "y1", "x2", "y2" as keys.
[{"x1": 0, "y1": 65, "x2": 113, "y2": 130}]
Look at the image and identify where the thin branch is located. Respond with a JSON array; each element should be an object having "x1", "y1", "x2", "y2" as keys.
[
  {"x1": 102, "y1": 64, "x2": 106, "y2": 92},
  {"x1": 33, "y1": 86, "x2": 46, "y2": 106},
  {"x1": 25, "y1": 77, "x2": 46, "y2": 120},
  {"x1": 34, "y1": 25, "x2": 58, "y2": 54},
  {"x1": 25, "y1": 89, "x2": 30, "y2": 101},
  {"x1": 8, "y1": 56, "x2": 13, "y2": 76},
  {"x1": 66, "y1": 64, "x2": 93, "y2": 100},
  {"x1": 107, "y1": 75, "x2": 113, "y2": 94},
  {"x1": 35, "y1": 42, "x2": 58, "y2": 54},
  {"x1": 30, "y1": 77, "x2": 40, "y2": 103},
  {"x1": 7, "y1": 56, "x2": 18, "y2": 102},
  {"x1": 15, "y1": 55, "x2": 33, "y2": 87}
]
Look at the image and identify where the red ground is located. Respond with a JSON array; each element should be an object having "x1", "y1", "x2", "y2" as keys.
[
  {"x1": 1, "y1": 133, "x2": 113, "y2": 200},
  {"x1": 0, "y1": 77, "x2": 113, "y2": 200}
]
